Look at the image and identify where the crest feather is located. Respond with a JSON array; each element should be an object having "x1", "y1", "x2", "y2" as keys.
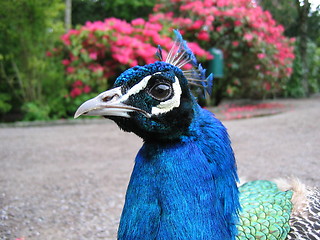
[
  {"x1": 156, "y1": 45, "x2": 163, "y2": 61},
  {"x1": 162, "y1": 30, "x2": 214, "y2": 96},
  {"x1": 165, "y1": 30, "x2": 197, "y2": 68}
]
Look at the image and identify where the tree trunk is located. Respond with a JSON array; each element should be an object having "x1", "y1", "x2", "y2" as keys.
[
  {"x1": 65, "y1": 0, "x2": 72, "y2": 32},
  {"x1": 296, "y1": 0, "x2": 310, "y2": 96}
]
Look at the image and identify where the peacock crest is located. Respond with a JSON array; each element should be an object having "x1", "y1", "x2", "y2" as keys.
[{"x1": 156, "y1": 30, "x2": 214, "y2": 96}]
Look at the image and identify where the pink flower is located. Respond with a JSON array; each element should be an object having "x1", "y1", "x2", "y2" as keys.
[
  {"x1": 129, "y1": 59, "x2": 138, "y2": 67},
  {"x1": 89, "y1": 52, "x2": 98, "y2": 60},
  {"x1": 190, "y1": 20, "x2": 204, "y2": 30},
  {"x1": 257, "y1": 53, "x2": 266, "y2": 59},
  {"x1": 83, "y1": 85, "x2": 91, "y2": 93},
  {"x1": 60, "y1": 34, "x2": 71, "y2": 46},
  {"x1": 70, "y1": 88, "x2": 82, "y2": 98},
  {"x1": 68, "y1": 29, "x2": 80, "y2": 35},
  {"x1": 226, "y1": 87, "x2": 233, "y2": 96},
  {"x1": 234, "y1": 20, "x2": 242, "y2": 26},
  {"x1": 62, "y1": 59, "x2": 70, "y2": 66},
  {"x1": 244, "y1": 33, "x2": 254, "y2": 41},
  {"x1": 89, "y1": 64, "x2": 104, "y2": 73},
  {"x1": 187, "y1": 42, "x2": 213, "y2": 60},
  {"x1": 66, "y1": 66, "x2": 75, "y2": 73},
  {"x1": 153, "y1": 4, "x2": 162, "y2": 11},
  {"x1": 69, "y1": 54, "x2": 78, "y2": 61},
  {"x1": 72, "y1": 80, "x2": 83, "y2": 88},
  {"x1": 216, "y1": 26, "x2": 223, "y2": 32},
  {"x1": 232, "y1": 41, "x2": 239, "y2": 47},
  {"x1": 205, "y1": 15, "x2": 215, "y2": 26},
  {"x1": 46, "y1": 51, "x2": 52, "y2": 57},
  {"x1": 132, "y1": 18, "x2": 146, "y2": 26},
  {"x1": 197, "y1": 31, "x2": 210, "y2": 41},
  {"x1": 113, "y1": 51, "x2": 130, "y2": 64},
  {"x1": 263, "y1": 82, "x2": 271, "y2": 91},
  {"x1": 183, "y1": 63, "x2": 193, "y2": 70}
]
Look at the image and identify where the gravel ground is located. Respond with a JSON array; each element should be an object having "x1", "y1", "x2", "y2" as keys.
[{"x1": 0, "y1": 97, "x2": 319, "y2": 240}]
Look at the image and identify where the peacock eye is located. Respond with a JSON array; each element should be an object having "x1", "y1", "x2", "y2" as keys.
[{"x1": 149, "y1": 83, "x2": 172, "y2": 101}]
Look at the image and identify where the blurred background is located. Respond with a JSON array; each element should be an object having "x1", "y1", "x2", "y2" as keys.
[{"x1": 0, "y1": 0, "x2": 319, "y2": 122}]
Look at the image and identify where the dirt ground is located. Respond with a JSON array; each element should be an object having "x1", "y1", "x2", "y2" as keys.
[{"x1": 0, "y1": 97, "x2": 319, "y2": 240}]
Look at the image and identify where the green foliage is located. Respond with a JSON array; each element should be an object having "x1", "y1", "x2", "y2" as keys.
[
  {"x1": 0, "y1": 0, "x2": 66, "y2": 121},
  {"x1": 72, "y1": 0, "x2": 157, "y2": 25},
  {"x1": 260, "y1": 1, "x2": 320, "y2": 97},
  {"x1": 72, "y1": 0, "x2": 106, "y2": 25},
  {"x1": 307, "y1": 6, "x2": 320, "y2": 43},
  {"x1": 259, "y1": 0, "x2": 320, "y2": 42},
  {"x1": 307, "y1": 43, "x2": 320, "y2": 93},
  {"x1": 259, "y1": 0, "x2": 299, "y2": 37},
  {"x1": 21, "y1": 102, "x2": 51, "y2": 121},
  {"x1": 285, "y1": 48, "x2": 304, "y2": 97},
  {"x1": 0, "y1": 93, "x2": 12, "y2": 114},
  {"x1": 285, "y1": 40, "x2": 320, "y2": 97},
  {"x1": 42, "y1": 56, "x2": 69, "y2": 120},
  {"x1": 103, "y1": 0, "x2": 157, "y2": 21}
]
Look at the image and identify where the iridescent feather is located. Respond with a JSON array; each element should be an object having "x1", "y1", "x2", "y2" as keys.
[{"x1": 163, "y1": 30, "x2": 214, "y2": 96}]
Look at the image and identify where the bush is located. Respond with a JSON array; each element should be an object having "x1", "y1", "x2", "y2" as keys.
[
  {"x1": 72, "y1": 0, "x2": 157, "y2": 24},
  {"x1": 59, "y1": 0, "x2": 295, "y2": 107},
  {"x1": 0, "y1": 93, "x2": 12, "y2": 114},
  {"x1": 58, "y1": 17, "x2": 212, "y2": 111},
  {"x1": 0, "y1": 0, "x2": 66, "y2": 121},
  {"x1": 285, "y1": 40, "x2": 320, "y2": 97},
  {"x1": 153, "y1": 0, "x2": 295, "y2": 103},
  {"x1": 307, "y1": 43, "x2": 320, "y2": 94}
]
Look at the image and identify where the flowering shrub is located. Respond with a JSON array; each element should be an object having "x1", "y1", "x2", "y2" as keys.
[
  {"x1": 56, "y1": 16, "x2": 210, "y2": 112},
  {"x1": 153, "y1": 0, "x2": 295, "y2": 102},
  {"x1": 57, "y1": 0, "x2": 295, "y2": 109}
]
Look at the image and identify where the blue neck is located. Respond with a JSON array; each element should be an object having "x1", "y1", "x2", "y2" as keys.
[{"x1": 118, "y1": 107, "x2": 240, "y2": 240}]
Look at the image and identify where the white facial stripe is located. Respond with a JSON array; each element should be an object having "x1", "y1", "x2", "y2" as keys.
[
  {"x1": 151, "y1": 76, "x2": 181, "y2": 115},
  {"x1": 120, "y1": 75, "x2": 152, "y2": 102}
]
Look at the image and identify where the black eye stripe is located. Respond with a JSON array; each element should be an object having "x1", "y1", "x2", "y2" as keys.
[
  {"x1": 121, "y1": 74, "x2": 165, "y2": 95},
  {"x1": 121, "y1": 84, "x2": 129, "y2": 95},
  {"x1": 119, "y1": 73, "x2": 174, "y2": 102},
  {"x1": 148, "y1": 74, "x2": 169, "y2": 84}
]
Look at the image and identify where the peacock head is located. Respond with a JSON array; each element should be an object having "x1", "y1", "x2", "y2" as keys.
[{"x1": 74, "y1": 30, "x2": 213, "y2": 142}]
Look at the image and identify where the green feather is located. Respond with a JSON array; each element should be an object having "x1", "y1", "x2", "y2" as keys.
[{"x1": 236, "y1": 180, "x2": 293, "y2": 240}]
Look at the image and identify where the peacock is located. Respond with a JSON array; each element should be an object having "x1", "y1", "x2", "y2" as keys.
[{"x1": 74, "y1": 30, "x2": 320, "y2": 240}]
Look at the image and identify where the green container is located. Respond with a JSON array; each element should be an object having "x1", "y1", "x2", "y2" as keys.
[{"x1": 208, "y1": 48, "x2": 224, "y2": 78}]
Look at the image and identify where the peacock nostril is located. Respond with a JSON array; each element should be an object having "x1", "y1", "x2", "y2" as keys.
[
  {"x1": 102, "y1": 94, "x2": 119, "y2": 102},
  {"x1": 102, "y1": 96, "x2": 112, "y2": 102}
]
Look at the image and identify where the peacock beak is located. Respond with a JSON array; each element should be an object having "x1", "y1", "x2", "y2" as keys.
[{"x1": 74, "y1": 87, "x2": 150, "y2": 119}]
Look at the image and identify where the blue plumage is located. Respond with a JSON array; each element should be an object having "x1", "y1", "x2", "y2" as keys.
[
  {"x1": 74, "y1": 30, "x2": 240, "y2": 238},
  {"x1": 118, "y1": 105, "x2": 240, "y2": 239},
  {"x1": 74, "y1": 31, "x2": 320, "y2": 240}
]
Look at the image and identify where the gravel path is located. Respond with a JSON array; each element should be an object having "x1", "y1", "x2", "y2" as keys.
[{"x1": 0, "y1": 97, "x2": 319, "y2": 240}]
